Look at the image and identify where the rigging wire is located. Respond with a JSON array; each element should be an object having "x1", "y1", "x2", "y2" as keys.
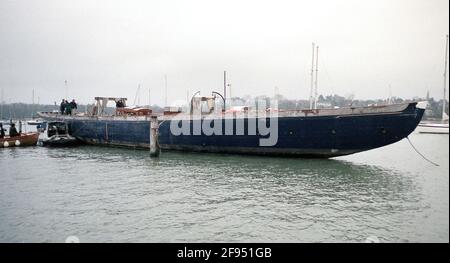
[{"x1": 406, "y1": 136, "x2": 440, "y2": 167}]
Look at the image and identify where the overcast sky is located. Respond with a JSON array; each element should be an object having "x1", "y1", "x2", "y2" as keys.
[{"x1": 0, "y1": 0, "x2": 449, "y2": 105}]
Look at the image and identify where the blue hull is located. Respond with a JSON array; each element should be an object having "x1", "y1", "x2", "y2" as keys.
[
  {"x1": 43, "y1": 102, "x2": 424, "y2": 158},
  {"x1": 65, "y1": 119, "x2": 151, "y2": 148},
  {"x1": 158, "y1": 102, "x2": 424, "y2": 157}
]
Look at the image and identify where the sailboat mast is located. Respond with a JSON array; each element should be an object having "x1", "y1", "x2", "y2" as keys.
[
  {"x1": 65, "y1": 80, "x2": 68, "y2": 99},
  {"x1": 148, "y1": 87, "x2": 151, "y2": 108},
  {"x1": 133, "y1": 84, "x2": 141, "y2": 106},
  {"x1": 186, "y1": 90, "x2": 190, "y2": 107},
  {"x1": 309, "y1": 43, "x2": 315, "y2": 109},
  {"x1": 443, "y1": 34, "x2": 448, "y2": 121},
  {"x1": 223, "y1": 71, "x2": 227, "y2": 110},
  {"x1": 164, "y1": 74, "x2": 168, "y2": 107},
  {"x1": 314, "y1": 45, "x2": 319, "y2": 109},
  {"x1": 138, "y1": 84, "x2": 141, "y2": 106},
  {"x1": 0, "y1": 87, "x2": 3, "y2": 120},
  {"x1": 388, "y1": 84, "x2": 392, "y2": 104},
  {"x1": 32, "y1": 89, "x2": 35, "y2": 119}
]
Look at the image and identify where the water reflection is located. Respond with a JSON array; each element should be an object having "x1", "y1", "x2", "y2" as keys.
[
  {"x1": 1, "y1": 145, "x2": 426, "y2": 242},
  {"x1": 43, "y1": 146, "x2": 412, "y2": 189},
  {"x1": 43, "y1": 145, "x2": 420, "y2": 211}
]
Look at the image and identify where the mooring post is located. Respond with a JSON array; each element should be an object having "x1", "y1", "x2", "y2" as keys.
[{"x1": 150, "y1": 115, "x2": 160, "y2": 157}]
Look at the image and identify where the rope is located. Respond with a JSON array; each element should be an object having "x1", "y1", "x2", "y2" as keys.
[{"x1": 406, "y1": 137, "x2": 440, "y2": 167}]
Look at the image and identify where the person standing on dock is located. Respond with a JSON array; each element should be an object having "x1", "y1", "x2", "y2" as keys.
[
  {"x1": 70, "y1": 99, "x2": 77, "y2": 115},
  {"x1": 65, "y1": 100, "x2": 73, "y2": 115},
  {"x1": 60, "y1": 99, "x2": 66, "y2": 115}
]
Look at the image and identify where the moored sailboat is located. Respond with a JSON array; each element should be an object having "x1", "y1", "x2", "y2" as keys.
[{"x1": 417, "y1": 34, "x2": 449, "y2": 134}]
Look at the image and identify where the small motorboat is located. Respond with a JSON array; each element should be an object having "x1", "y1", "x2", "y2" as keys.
[
  {"x1": 27, "y1": 119, "x2": 47, "y2": 132},
  {"x1": 27, "y1": 119, "x2": 45, "y2": 125},
  {"x1": 41, "y1": 135, "x2": 80, "y2": 147},
  {"x1": 40, "y1": 121, "x2": 80, "y2": 147},
  {"x1": 1, "y1": 132, "x2": 39, "y2": 148}
]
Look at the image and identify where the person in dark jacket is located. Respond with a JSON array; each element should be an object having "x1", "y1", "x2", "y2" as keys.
[
  {"x1": 70, "y1": 99, "x2": 77, "y2": 115},
  {"x1": 0, "y1": 123, "x2": 5, "y2": 138},
  {"x1": 60, "y1": 99, "x2": 66, "y2": 115},
  {"x1": 9, "y1": 123, "x2": 20, "y2": 137},
  {"x1": 65, "y1": 100, "x2": 72, "y2": 115},
  {"x1": 116, "y1": 99, "x2": 125, "y2": 108}
]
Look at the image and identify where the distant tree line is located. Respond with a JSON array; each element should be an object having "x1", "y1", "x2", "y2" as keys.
[
  {"x1": 1, "y1": 103, "x2": 59, "y2": 120},
  {"x1": 1, "y1": 94, "x2": 447, "y2": 120},
  {"x1": 0, "y1": 102, "x2": 164, "y2": 120}
]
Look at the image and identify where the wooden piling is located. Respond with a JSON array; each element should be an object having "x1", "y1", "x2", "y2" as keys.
[{"x1": 150, "y1": 116, "x2": 160, "y2": 157}]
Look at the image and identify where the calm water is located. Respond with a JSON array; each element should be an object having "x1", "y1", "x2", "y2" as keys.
[{"x1": 0, "y1": 131, "x2": 448, "y2": 243}]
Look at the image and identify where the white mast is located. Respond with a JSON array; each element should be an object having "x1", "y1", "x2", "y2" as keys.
[
  {"x1": 186, "y1": 90, "x2": 190, "y2": 108},
  {"x1": 443, "y1": 34, "x2": 449, "y2": 122},
  {"x1": 309, "y1": 43, "x2": 315, "y2": 109},
  {"x1": 0, "y1": 87, "x2": 3, "y2": 120},
  {"x1": 138, "y1": 84, "x2": 141, "y2": 106},
  {"x1": 64, "y1": 80, "x2": 68, "y2": 99},
  {"x1": 164, "y1": 74, "x2": 168, "y2": 106},
  {"x1": 148, "y1": 87, "x2": 151, "y2": 108},
  {"x1": 388, "y1": 84, "x2": 392, "y2": 104},
  {"x1": 314, "y1": 45, "x2": 319, "y2": 109},
  {"x1": 133, "y1": 84, "x2": 141, "y2": 106},
  {"x1": 32, "y1": 89, "x2": 35, "y2": 119},
  {"x1": 223, "y1": 71, "x2": 227, "y2": 109}
]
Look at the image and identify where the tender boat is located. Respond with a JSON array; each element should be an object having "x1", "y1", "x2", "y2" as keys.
[
  {"x1": 1, "y1": 132, "x2": 39, "y2": 148},
  {"x1": 40, "y1": 121, "x2": 80, "y2": 147}
]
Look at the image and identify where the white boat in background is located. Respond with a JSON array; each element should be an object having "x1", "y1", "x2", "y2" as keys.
[
  {"x1": 417, "y1": 34, "x2": 449, "y2": 135},
  {"x1": 417, "y1": 121, "x2": 449, "y2": 134},
  {"x1": 27, "y1": 119, "x2": 45, "y2": 125}
]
